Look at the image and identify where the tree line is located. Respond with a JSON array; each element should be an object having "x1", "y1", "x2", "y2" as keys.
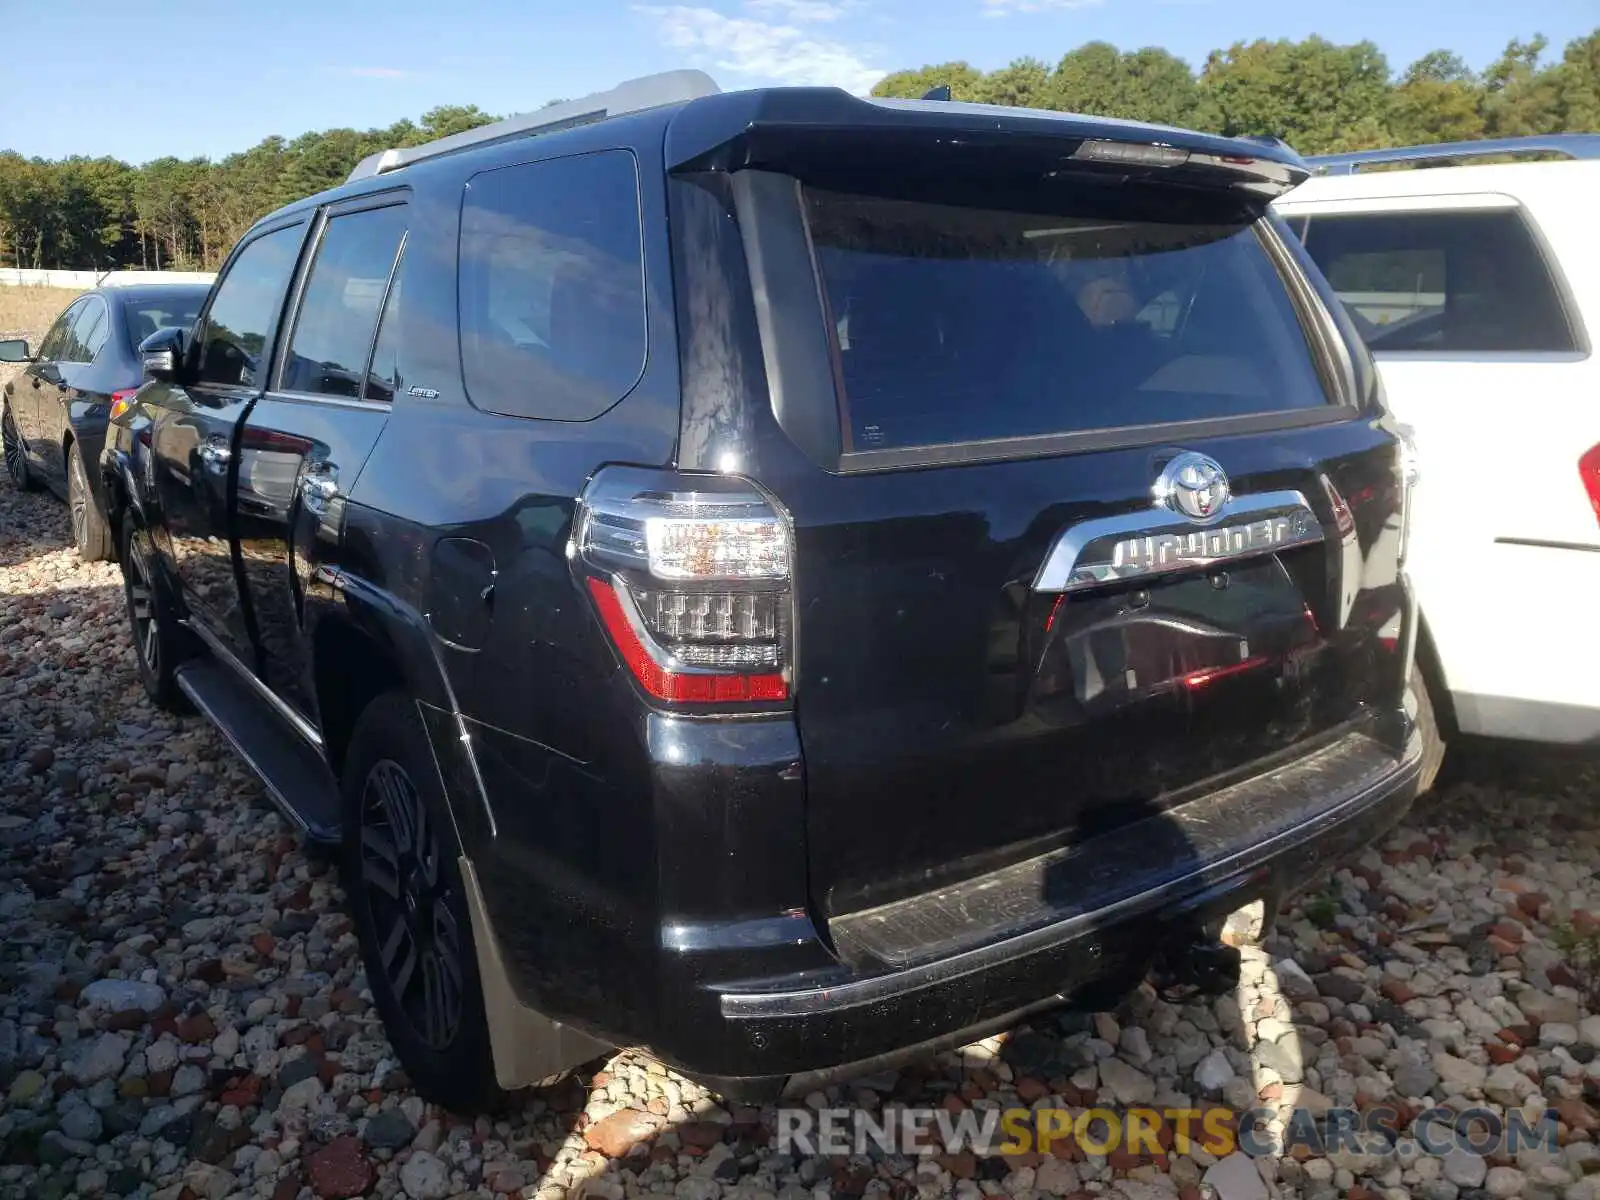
[
  {"x1": 0, "y1": 105, "x2": 499, "y2": 273},
  {"x1": 1, "y1": 30, "x2": 1596, "y2": 272}
]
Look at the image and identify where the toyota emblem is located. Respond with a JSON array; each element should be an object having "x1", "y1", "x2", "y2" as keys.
[{"x1": 1154, "y1": 452, "x2": 1231, "y2": 522}]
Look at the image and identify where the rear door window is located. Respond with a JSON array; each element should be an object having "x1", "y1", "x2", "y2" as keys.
[
  {"x1": 1293, "y1": 208, "x2": 1577, "y2": 354},
  {"x1": 280, "y1": 203, "x2": 407, "y2": 399},
  {"x1": 458, "y1": 150, "x2": 647, "y2": 421},
  {"x1": 804, "y1": 188, "x2": 1332, "y2": 453}
]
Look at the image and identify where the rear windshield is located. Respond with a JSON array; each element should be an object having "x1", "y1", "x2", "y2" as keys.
[
  {"x1": 803, "y1": 189, "x2": 1332, "y2": 453},
  {"x1": 122, "y1": 292, "x2": 205, "y2": 356}
]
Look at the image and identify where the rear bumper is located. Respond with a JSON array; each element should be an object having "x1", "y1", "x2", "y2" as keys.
[
  {"x1": 658, "y1": 717, "x2": 1421, "y2": 1094},
  {"x1": 470, "y1": 709, "x2": 1419, "y2": 1097}
]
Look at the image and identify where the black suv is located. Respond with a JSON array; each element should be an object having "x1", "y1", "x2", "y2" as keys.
[{"x1": 103, "y1": 72, "x2": 1424, "y2": 1110}]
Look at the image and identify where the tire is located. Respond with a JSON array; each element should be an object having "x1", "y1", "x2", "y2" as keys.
[
  {"x1": 1412, "y1": 669, "x2": 1447, "y2": 796},
  {"x1": 2, "y1": 398, "x2": 35, "y2": 491},
  {"x1": 118, "y1": 519, "x2": 194, "y2": 712},
  {"x1": 69, "y1": 441, "x2": 113, "y2": 562},
  {"x1": 341, "y1": 691, "x2": 503, "y2": 1113}
]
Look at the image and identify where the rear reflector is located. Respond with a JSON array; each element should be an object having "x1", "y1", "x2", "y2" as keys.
[{"x1": 1582, "y1": 443, "x2": 1600, "y2": 528}]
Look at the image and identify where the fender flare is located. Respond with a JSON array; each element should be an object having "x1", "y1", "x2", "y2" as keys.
[{"x1": 307, "y1": 568, "x2": 500, "y2": 853}]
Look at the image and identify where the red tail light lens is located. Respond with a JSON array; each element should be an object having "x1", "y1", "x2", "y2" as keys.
[
  {"x1": 573, "y1": 467, "x2": 793, "y2": 706},
  {"x1": 1582, "y1": 443, "x2": 1600, "y2": 529},
  {"x1": 585, "y1": 578, "x2": 788, "y2": 703},
  {"x1": 108, "y1": 388, "x2": 139, "y2": 422}
]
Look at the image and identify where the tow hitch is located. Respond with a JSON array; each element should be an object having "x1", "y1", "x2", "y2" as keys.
[{"x1": 1150, "y1": 935, "x2": 1241, "y2": 1002}]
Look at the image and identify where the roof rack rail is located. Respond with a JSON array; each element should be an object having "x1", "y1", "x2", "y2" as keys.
[
  {"x1": 1307, "y1": 134, "x2": 1600, "y2": 175},
  {"x1": 346, "y1": 70, "x2": 721, "y2": 183}
]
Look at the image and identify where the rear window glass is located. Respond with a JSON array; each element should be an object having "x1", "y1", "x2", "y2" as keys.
[
  {"x1": 1292, "y1": 209, "x2": 1576, "y2": 354},
  {"x1": 122, "y1": 294, "x2": 204, "y2": 356},
  {"x1": 458, "y1": 150, "x2": 647, "y2": 421},
  {"x1": 804, "y1": 189, "x2": 1331, "y2": 453}
]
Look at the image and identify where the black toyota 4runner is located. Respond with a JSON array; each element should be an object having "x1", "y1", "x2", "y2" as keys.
[{"x1": 103, "y1": 72, "x2": 1424, "y2": 1109}]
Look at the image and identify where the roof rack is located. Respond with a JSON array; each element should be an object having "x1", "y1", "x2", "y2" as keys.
[
  {"x1": 346, "y1": 70, "x2": 721, "y2": 183},
  {"x1": 1307, "y1": 134, "x2": 1600, "y2": 175}
]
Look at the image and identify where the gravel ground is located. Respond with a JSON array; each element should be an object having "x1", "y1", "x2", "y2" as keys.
[{"x1": 2, "y1": 473, "x2": 1599, "y2": 1200}]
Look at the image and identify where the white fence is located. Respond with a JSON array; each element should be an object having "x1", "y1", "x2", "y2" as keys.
[{"x1": 0, "y1": 268, "x2": 215, "y2": 289}]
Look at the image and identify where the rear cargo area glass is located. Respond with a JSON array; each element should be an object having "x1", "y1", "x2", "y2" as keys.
[{"x1": 803, "y1": 188, "x2": 1332, "y2": 452}]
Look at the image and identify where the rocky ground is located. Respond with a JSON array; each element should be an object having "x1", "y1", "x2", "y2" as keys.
[{"x1": 2, "y1": 476, "x2": 1600, "y2": 1200}]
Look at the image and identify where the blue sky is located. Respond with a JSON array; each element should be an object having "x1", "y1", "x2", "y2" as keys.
[{"x1": 3, "y1": 0, "x2": 1595, "y2": 164}]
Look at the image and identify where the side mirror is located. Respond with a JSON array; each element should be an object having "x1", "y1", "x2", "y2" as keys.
[
  {"x1": 139, "y1": 326, "x2": 187, "y2": 383},
  {"x1": 0, "y1": 338, "x2": 33, "y2": 363}
]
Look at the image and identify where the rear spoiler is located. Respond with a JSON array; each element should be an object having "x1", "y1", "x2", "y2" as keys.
[{"x1": 665, "y1": 90, "x2": 1310, "y2": 198}]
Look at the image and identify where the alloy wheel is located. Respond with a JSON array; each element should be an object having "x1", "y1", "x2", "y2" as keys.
[
  {"x1": 68, "y1": 448, "x2": 89, "y2": 550},
  {"x1": 358, "y1": 760, "x2": 464, "y2": 1051},
  {"x1": 124, "y1": 537, "x2": 160, "y2": 674},
  {"x1": 1, "y1": 407, "x2": 24, "y2": 486}
]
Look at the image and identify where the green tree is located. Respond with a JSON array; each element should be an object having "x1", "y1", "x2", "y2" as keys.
[
  {"x1": 1550, "y1": 30, "x2": 1600, "y2": 132},
  {"x1": 872, "y1": 62, "x2": 987, "y2": 102},
  {"x1": 1201, "y1": 37, "x2": 1395, "y2": 153},
  {"x1": 1388, "y1": 50, "x2": 1485, "y2": 144},
  {"x1": 1053, "y1": 42, "x2": 1126, "y2": 114},
  {"x1": 1405, "y1": 50, "x2": 1476, "y2": 85},
  {"x1": 1481, "y1": 36, "x2": 1564, "y2": 135},
  {"x1": 976, "y1": 57, "x2": 1057, "y2": 109},
  {"x1": 415, "y1": 105, "x2": 498, "y2": 141}
]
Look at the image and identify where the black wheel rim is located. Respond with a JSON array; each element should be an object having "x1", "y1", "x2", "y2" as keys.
[
  {"x1": 124, "y1": 537, "x2": 159, "y2": 674},
  {"x1": 68, "y1": 448, "x2": 89, "y2": 549},
  {"x1": 2, "y1": 407, "x2": 23, "y2": 486},
  {"x1": 359, "y1": 760, "x2": 464, "y2": 1051}
]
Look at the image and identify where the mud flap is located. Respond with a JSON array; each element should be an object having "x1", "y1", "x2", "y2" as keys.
[{"x1": 457, "y1": 855, "x2": 612, "y2": 1088}]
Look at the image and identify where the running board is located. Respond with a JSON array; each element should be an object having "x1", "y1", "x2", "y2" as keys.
[{"x1": 175, "y1": 659, "x2": 343, "y2": 844}]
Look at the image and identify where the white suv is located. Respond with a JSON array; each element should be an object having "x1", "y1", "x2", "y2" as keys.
[{"x1": 1277, "y1": 135, "x2": 1600, "y2": 778}]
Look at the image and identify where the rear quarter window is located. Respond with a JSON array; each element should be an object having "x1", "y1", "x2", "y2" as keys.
[
  {"x1": 458, "y1": 150, "x2": 648, "y2": 421},
  {"x1": 1292, "y1": 208, "x2": 1578, "y2": 354},
  {"x1": 804, "y1": 188, "x2": 1333, "y2": 453}
]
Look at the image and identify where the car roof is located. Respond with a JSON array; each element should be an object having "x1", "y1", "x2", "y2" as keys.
[
  {"x1": 248, "y1": 83, "x2": 1309, "y2": 237},
  {"x1": 1280, "y1": 159, "x2": 1600, "y2": 205},
  {"x1": 92, "y1": 282, "x2": 211, "y2": 297}
]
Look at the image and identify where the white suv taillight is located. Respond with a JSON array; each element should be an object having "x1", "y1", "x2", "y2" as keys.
[
  {"x1": 572, "y1": 467, "x2": 792, "y2": 705},
  {"x1": 1581, "y1": 442, "x2": 1600, "y2": 530}
]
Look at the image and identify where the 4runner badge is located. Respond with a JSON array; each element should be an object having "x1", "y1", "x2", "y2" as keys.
[{"x1": 1032, "y1": 456, "x2": 1324, "y2": 595}]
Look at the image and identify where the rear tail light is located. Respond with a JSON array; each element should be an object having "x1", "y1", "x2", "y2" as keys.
[
  {"x1": 1581, "y1": 443, "x2": 1600, "y2": 529},
  {"x1": 572, "y1": 467, "x2": 792, "y2": 706},
  {"x1": 108, "y1": 388, "x2": 139, "y2": 422}
]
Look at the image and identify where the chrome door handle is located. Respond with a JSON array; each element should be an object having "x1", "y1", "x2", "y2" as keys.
[
  {"x1": 197, "y1": 435, "x2": 231, "y2": 472},
  {"x1": 299, "y1": 462, "x2": 340, "y2": 517}
]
